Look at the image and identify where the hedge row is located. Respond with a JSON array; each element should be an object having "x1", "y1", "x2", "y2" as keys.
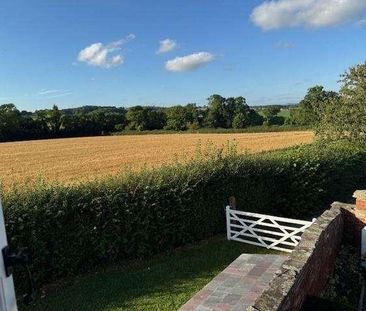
[{"x1": 3, "y1": 142, "x2": 366, "y2": 289}]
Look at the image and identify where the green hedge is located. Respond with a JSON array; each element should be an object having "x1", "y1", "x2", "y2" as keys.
[{"x1": 2, "y1": 142, "x2": 366, "y2": 289}]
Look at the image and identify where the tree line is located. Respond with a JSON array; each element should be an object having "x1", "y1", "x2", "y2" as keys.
[
  {"x1": 0, "y1": 95, "x2": 287, "y2": 142},
  {"x1": 5, "y1": 56, "x2": 365, "y2": 145},
  {"x1": 0, "y1": 105, "x2": 127, "y2": 142}
]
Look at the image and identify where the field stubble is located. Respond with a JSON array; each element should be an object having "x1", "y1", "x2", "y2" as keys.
[{"x1": 1, "y1": 131, "x2": 314, "y2": 188}]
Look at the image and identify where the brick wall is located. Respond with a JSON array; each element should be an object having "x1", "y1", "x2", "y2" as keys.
[
  {"x1": 251, "y1": 205, "x2": 345, "y2": 311},
  {"x1": 250, "y1": 197, "x2": 366, "y2": 311}
]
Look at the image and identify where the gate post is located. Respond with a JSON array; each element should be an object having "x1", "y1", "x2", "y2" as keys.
[{"x1": 226, "y1": 206, "x2": 231, "y2": 241}]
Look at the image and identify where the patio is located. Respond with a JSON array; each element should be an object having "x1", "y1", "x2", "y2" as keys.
[{"x1": 180, "y1": 254, "x2": 286, "y2": 311}]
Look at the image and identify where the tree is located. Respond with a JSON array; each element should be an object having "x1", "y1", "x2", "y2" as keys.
[
  {"x1": 49, "y1": 105, "x2": 63, "y2": 135},
  {"x1": 0, "y1": 103, "x2": 128, "y2": 141},
  {"x1": 19, "y1": 113, "x2": 44, "y2": 139},
  {"x1": 247, "y1": 110, "x2": 264, "y2": 126},
  {"x1": 226, "y1": 96, "x2": 251, "y2": 127},
  {"x1": 185, "y1": 103, "x2": 201, "y2": 126},
  {"x1": 317, "y1": 62, "x2": 366, "y2": 142},
  {"x1": 35, "y1": 105, "x2": 63, "y2": 136},
  {"x1": 232, "y1": 112, "x2": 249, "y2": 129},
  {"x1": 165, "y1": 106, "x2": 189, "y2": 131},
  {"x1": 289, "y1": 86, "x2": 339, "y2": 126},
  {"x1": 262, "y1": 107, "x2": 280, "y2": 120},
  {"x1": 0, "y1": 104, "x2": 22, "y2": 141},
  {"x1": 204, "y1": 94, "x2": 265, "y2": 129},
  {"x1": 146, "y1": 109, "x2": 166, "y2": 130},
  {"x1": 205, "y1": 95, "x2": 252, "y2": 128},
  {"x1": 165, "y1": 104, "x2": 200, "y2": 131},
  {"x1": 126, "y1": 106, "x2": 148, "y2": 130},
  {"x1": 126, "y1": 106, "x2": 166, "y2": 131},
  {"x1": 261, "y1": 106, "x2": 282, "y2": 126},
  {"x1": 61, "y1": 114, "x2": 82, "y2": 136},
  {"x1": 205, "y1": 95, "x2": 227, "y2": 128}
]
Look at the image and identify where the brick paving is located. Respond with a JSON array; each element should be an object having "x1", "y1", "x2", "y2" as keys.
[{"x1": 179, "y1": 254, "x2": 286, "y2": 311}]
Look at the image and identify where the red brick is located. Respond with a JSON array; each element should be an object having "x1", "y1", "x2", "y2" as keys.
[{"x1": 356, "y1": 199, "x2": 366, "y2": 210}]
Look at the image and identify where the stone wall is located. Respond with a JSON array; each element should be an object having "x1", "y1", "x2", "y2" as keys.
[{"x1": 251, "y1": 204, "x2": 346, "y2": 311}]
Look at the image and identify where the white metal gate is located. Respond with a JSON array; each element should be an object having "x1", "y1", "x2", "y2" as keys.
[{"x1": 226, "y1": 206, "x2": 315, "y2": 253}]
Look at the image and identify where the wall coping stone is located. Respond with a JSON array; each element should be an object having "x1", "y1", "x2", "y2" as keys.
[{"x1": 354, "y1": 190, "x2": 366, "y2": 200}]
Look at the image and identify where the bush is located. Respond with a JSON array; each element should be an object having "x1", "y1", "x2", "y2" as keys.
[
  {"x1": 3, "y1": 142, "x2": 366, "y2": 290},
  {"x1": 321, "y1": 244, "x2": 363, "y2": 310}
]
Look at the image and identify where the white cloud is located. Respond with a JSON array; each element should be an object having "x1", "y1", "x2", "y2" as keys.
[
  {"x1": 251, "y1": 0, "x2": 366, "y2": 30},
  {"x1": 165, "y1": 52, "x2": 215, "y2": 72},
  {"x1": 156, "y1": 39, "x2": 177, "y2": 54},
  {"x1": 275, "y1": 41, "x2": 295, "y2": 49},
  {"x1": 78, "y1": 34, "x2": 135, "y2": 68},
  {"x1": 38, "y1": 89, "x2": 72, "y2": 98},
  {"x1": 39, "y1": 89, "x2": 63, "y2": 95},
  {"x1": 111, "y1": 55, "x2": 123, "y2": 66}
]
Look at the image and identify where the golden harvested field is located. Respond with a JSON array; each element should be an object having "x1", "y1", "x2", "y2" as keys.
[{"x1": 1, "y1": 131, "x2": 313, "y2": 187}]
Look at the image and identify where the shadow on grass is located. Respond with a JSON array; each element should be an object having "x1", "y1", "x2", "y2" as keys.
[{"x1": 24, "y1": 236, "x2": 276, "y2": 311}]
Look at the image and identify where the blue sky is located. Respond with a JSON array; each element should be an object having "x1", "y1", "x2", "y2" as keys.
[{"x1": 1, "y1": 0, "x2": 366, "y2": 111}]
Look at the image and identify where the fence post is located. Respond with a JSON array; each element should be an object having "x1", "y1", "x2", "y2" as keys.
[{"x1": 226, "y1": 205, "x2": 231, "y2": 241}]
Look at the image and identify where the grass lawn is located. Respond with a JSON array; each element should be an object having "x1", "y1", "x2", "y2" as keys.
[{"x1": 23, "y1": 236, "x2": 272, "y2": 311}]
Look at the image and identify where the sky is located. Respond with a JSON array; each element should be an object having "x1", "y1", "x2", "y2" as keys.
[{"x1": 1, "y1": 0, "x2": 366, "y2": 111}]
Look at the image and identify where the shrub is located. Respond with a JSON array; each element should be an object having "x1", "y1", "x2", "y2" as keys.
[
  {"x1": 321, "y1": 244, "x2": 363, "y2": 310},
  {"x1": 3, "y1": 142, "x2": 366, "y2": 290}
]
